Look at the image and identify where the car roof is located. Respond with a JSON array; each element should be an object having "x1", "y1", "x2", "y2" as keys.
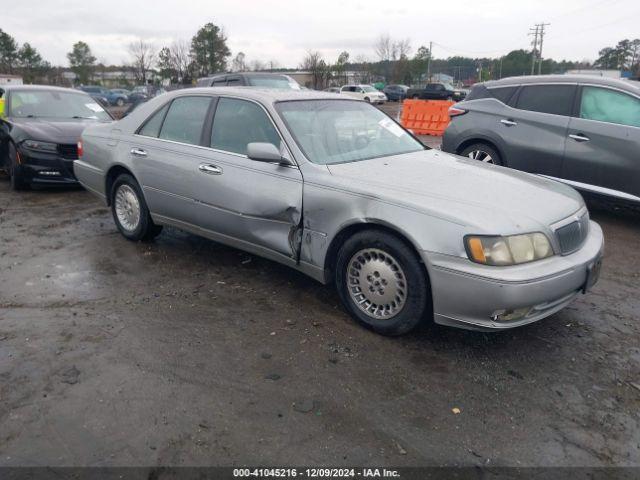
[
  {"x1": 170, "y1": 86, "x2": 345, "y2": 103},
  {"x1": 0, "y1": 84, "x2": 90, "y2": 94},
  {"x1": 482, "y1": 74, "x2": 640, "y2": 94}
]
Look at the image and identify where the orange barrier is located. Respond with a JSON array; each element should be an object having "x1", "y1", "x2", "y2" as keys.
[{"x1": 400, "y1": 99, "x2": 455, "y2": 136}]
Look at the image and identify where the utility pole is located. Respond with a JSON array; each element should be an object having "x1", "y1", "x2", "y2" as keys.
[
  {"x1": 426, "y1": 41, "x2": 433, "y2": 83},
  {"x1": 529, "y1": 25, "x2": 540, "y2": 75},
  {"x1": 537, "y1": 23, "x2": 550, "y2": 75}
]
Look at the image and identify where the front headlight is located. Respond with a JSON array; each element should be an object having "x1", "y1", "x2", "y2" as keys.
[
  {"x1": 465, "y1": 233, "x2": 553, "y2": 266},
  {"x1": 22, "y1": 140, "x2": 58, "y2": 153}
]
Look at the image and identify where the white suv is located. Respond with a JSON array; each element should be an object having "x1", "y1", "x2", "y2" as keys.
[{"x1": 340, "y1": 85, "x2": 387, "y2": 104}]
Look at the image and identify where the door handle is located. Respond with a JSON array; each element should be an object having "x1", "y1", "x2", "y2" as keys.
[
  {"x1": 569, "y1": 133, "x2": 590, "y2": 142},
  {"x1": 198, "y1": 163, "x2": 223, "y2": 175},
  {"x1": 500, "y1": 119, "x2": 517, "y2": 127},
  {"x1": 130, "y1": 147, "x2": 147, "y2": 157}
]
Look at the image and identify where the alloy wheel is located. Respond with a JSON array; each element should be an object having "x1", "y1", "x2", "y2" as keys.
[
  {"x1": 346, "y1": 248, "x2": 407, "y2": 319},
  {"x1": 467, "y1": 150, "x2": 494, "y2": 164},
  {"x1": 114, "y1": 184, "x2": 141, "y2": 232}
]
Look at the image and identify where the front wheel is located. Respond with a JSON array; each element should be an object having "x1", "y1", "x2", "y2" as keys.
[
  {"x1": 459, "y1": 143, "x2": 502, "y2": 166},
  {"x1": 110, "y1": 173, "x2": 162, "y2": 241},
  {"x1": 335, "y1": 230, "x2": 431, "y2": 336},
  {"x1": 364, "y1": 97, "x2": 371, "y2": 103}
]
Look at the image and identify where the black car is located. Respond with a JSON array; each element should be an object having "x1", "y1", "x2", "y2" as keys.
[
  {"x1": 196, "y1": 72, "x2": 301, "y2": 89},
  {"x1": 407, "y1": 83, "x2": 466, "y2": 101},
  {"x1": 0, "y1": 85, "x2": 112, "y2": 189}
]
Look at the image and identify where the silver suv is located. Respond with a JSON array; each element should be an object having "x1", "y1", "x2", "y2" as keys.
[{"x1": 442, "y1": 75, "x2": 640, "y2": 205}]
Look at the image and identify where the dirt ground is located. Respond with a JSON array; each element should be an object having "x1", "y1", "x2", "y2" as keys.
[{"x1": 1, "y1": 120, "x2": 639, "y2": 467}]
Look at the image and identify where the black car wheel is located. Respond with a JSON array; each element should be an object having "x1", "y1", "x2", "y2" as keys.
[
  {"x1": 110, "y1": 173, "x2": 162, "y2": 241},
  {"x1": 8, "y1": 143, "x2": 28, "y2": 191},
  {"x1": 335, "y1": 230, "x2": 431, "y2": 336},
  {"x1": 460, "y1": 143, "x2": 503, "y2": 166}
]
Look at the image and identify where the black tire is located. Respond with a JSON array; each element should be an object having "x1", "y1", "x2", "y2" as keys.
[
  {"x1": 8, "y1": 143, "x2": 28, "y2": 191},
  {"x1": 335, "y1": 230, "x2": 431, "y2": 336},
  {"x1": 459, "y1": 142, "x2": 503, "y2": 166},
  {"x1": 364, "y1": 97, "x2": 371, "y2": 103},
  {"x1": 110, "y1": 173, "x2": 162, "y2": 241}
]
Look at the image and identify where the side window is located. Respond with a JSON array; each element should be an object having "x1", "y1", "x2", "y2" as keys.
[
  {"x1": 212, "y1": 79, "x2": 226, "y2": 86},
  {"x1": 210, "y1": 98, "x2": 280, "y2": 155},
  {"x1": 515, "y1": 84, "x2": 575, "y2": 116},
  {"x1": 159, "y1": 96, "x2": 211, "y2": 145},
  {"x1": 580, "y1": 86, "x2": 640, "y2": 128},
  {"x1": 226, "y1": 77, "x2": 241, "y2": 86},
  {"x1": 138, "y1": 103, "x2": 170, "y2": 137},
  {"x1": 488, "y1": 86, "x2": 518, "y2": 104}
]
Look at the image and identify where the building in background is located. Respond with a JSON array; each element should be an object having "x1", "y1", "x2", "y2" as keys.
[{"x1": 0, "y1": 74, "x2": 23, "y2": 85}]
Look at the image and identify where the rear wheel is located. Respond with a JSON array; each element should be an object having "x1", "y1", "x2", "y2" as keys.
[
  {"x1": 8, "y1": 143, "x2": 28, "y2": 191},
  {"x1": 335, "y1": 230, "x2": 431, "y2": 336},
  {"x1": 110, "y1": 173, "x2": 162, "y2": 241},
  {"x1": 364, "y1": 97, "x2": 371, "y2": 103},
  {"x1": 460, "y1": 143, "x2": 502, "y2": 166}
]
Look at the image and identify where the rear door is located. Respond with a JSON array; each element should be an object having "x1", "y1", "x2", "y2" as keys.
[
  {"x1": 193, "y1": 96, "x2": 303, "y2": 260},
  {"x1": 500, "y1": 83, "x2": 576, "y2": 176},
  {"x1": 562, "y1": 85, "x2": 640, "y2": 201},
  {"x1": 130, "y1": 95, "x2": 213, "y2": 225}
]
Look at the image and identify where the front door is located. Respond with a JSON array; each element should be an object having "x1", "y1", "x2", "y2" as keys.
[
  {"x1": 193, "y1": 97, "x2": 303, "y2": 260},
  {"x1": 562, "y1": 85, "x2": 640, "y2": 201}
]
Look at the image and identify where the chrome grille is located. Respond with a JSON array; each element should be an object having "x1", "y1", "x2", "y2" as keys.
[{"x1": 556, "y1": 212, "x2": 589, "y2": 255}]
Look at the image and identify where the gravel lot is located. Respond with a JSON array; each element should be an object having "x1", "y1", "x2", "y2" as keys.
[{"x1": 0, "y1": 109, "x2": 639, "y2": 467}]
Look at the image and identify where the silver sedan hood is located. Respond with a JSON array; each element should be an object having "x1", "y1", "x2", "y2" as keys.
[{"x1": 325, "y1": 149, "x2": 584, "y2": 234}]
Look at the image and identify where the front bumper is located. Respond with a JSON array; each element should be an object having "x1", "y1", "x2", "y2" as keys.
[
  {"x1": 16, "y1": 148, "x2": 79, "y2": 185},
  {"x1": 424, "y1": 220, "x2": 604, "y2": 331}
]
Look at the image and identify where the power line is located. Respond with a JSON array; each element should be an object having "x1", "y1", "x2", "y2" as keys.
[{"x1": 529, "y1": 23, "x2": 550, "y2": 75}]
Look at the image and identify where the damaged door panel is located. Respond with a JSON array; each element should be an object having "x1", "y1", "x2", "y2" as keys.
[{"x1": 193, "y1": 150, "x2": 303, "y2": 259}]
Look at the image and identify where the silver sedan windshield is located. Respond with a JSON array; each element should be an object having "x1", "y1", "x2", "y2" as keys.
[{"x1": 276, "y1": 100, "x2": 424, "y2": 165}]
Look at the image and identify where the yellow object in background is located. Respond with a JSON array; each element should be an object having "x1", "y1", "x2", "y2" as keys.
[{"x1": 0, "y1": 98, "x2": 5, "y2": 118}]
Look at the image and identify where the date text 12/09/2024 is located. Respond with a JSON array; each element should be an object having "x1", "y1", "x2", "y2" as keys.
[{"x1": 233, "y1": 468, "x2": 400, "y2": 478}]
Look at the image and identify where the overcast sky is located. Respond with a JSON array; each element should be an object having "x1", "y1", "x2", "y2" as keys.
[{"x1": 4, "y1": 0, "x2": 639, "y2": 68}]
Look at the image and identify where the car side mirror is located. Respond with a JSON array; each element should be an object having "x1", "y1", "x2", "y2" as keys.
[{"x1": 247, "y1": 142, "x2": 294, "y2": 166}]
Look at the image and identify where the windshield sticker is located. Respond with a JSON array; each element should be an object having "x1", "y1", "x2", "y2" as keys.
[
  {"x1": 85, "y1": 102, "x2": 103, "y2": 112},
  {"x1": 378, "y1": 118, "x2": 405, "y2": 137}
]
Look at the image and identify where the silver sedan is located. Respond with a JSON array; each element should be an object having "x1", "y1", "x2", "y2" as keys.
[{"x1": 74, "y1": 88, "x2": 604, "y2": 335}]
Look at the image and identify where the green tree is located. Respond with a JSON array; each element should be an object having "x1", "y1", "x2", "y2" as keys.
[
  {"x1": 0, "y1": 29, "x2": 19, "y2": 74},
  {"x1": 67, "y1": 41, "x2": 96, "y2": 84},
  {"x1": 190, "y1": 22, "x2": 231, "y2": 76},
  {"x1": 18, "y1": 43, "x2": 50, "y2": 83}
]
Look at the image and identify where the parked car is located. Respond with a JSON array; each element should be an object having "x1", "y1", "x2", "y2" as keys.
[
  {"x1": 442, "y1": 75, "x2": 640, "y2": 206},
  {"x1": 74, "y1": 88, "x2": 603, "y2": 336},
  {"x1": 0, "y1": 85, "x2": 112, "y2": 189},
  {"x1": 129, "y1": 86, "x2": 151, "y2": 103},
  {"x1": 340, "y1": 84, "x2": 387, "y2": 104},
  {"x1": 324, "y1": 87, "x2": 341, "y2": 93},
  {"x1": 383, "y1": 84, "x2": 409, "y2": 101},
  {"x1": 77, "y1": 86, "x2": 110, "y2": 107},
  {"x1": 109, "y1": 88, "x2": 132, "y2": 105},
  {"x1": 407, "y1": 83, "x2": 466, "y2": 101},
  {"x1": 196, "y1": 72, "x2": 301, "y2": 90}
]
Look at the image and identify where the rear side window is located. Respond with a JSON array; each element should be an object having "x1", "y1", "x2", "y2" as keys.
[
  {"x1": 159, "y1": 96, "x2": 211, "y2": 145},
  {"x1": 515, "y1": 84, "x2": 575, "y2": 116},
  {"x1": 580, "y1": 86, "x2": 640, "y2": 127},
  {"x1": 489, "y1": 86, "x2": 518, "y2": 104},
  {"x1": 138, "y1": 103, "x2": 169, "y2": 137},
  {"x1": 210, "y1": 98, "x2": 280, "y2": 155}
]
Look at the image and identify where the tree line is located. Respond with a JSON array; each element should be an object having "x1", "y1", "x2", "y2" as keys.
[{"x1": 1, "y1": 25, "x2": 638, "y2": 88}]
